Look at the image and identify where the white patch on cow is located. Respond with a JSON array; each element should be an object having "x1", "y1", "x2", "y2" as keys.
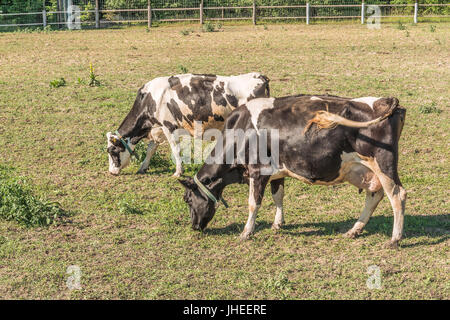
[
  {"x1": 227, "y1": 72, "x2": 267, "y2": 106},
  {"x1": 310, "y1": 96, "x2": 323, "y2": 101},
  {"x1": 246, "y1": 97, "x2": 276, "y2": 133},
  {"x1": 351, "y1": 97, "x2": 381, "y2": 110}
]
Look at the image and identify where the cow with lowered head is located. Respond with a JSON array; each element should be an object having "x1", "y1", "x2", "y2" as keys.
[
  {"x1": 106, "y1": 73, "x2": 270, "y2": 176},
  {"x1": 179, "y1": 95, "x2": 407, "y2": 248}
]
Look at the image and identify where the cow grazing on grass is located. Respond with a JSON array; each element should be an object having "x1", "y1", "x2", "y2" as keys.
[
  {"x1": 106, "y1": 73, "x2": 270, "y2": 176},
  {"x1": 179, "y1": 95, "x2": 407, "y2": 248}
]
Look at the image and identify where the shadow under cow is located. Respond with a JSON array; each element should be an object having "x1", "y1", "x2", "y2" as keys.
[{"x1": 204, "y1": 214, "x2": 449, "y2": 247}]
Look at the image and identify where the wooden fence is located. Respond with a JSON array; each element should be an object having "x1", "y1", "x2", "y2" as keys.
[{"x1": 0, "y1": 1, "x2": 449, "y2": 29}]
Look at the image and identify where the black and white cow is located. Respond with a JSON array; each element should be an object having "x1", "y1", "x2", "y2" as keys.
[
  {"x1": 179, "y1": 95, "x2": 407, "y2": 248},
  {"x1": 107, "y1": 73, "x2": 270, "y2": 176}
]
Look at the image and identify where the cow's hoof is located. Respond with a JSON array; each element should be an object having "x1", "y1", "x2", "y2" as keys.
[
  {"x1": 383, "y1": 240, "x2": 399, "y2": 249},
  {"x1": 239, "y1": 232, "x2": 252, "y2": 241},
  {"x1": 172, "y1": 172, "x2": 182, "y2": 178},
  {"x1": 272, "y1": 223, "x2": 282, "y2": 230},
  {"x1": 136, "y1": 170, "x2": 147, "y2": 174},
  {"x1": 344, "y1": 229, "x2": 362, "y2": 239}
]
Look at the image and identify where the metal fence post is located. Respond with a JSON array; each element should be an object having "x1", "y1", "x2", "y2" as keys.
[
  {"x1": 95, "y1": 0, "x2": 99, "y2": 28},
  {"x1": 148, "y1": 0, "x2": 152, "y2": 29},
  {"x1": 361, "y1": 1, "x2": 365, "y2": 24},
  {"x1": 200, "y1": 0, "x2": 204, "y2": 24},
  {"x1": 252, "y1": 1, "x2": 256, "y2": 25},
  {"x1": 306, "y1": 2, "x2": 310, "y2": 25},
  {"x1": 414, "y1": 1, "x2": 418, "y2": 24},
  {"x1": 42, "y1": 9, "x2": 47, "y2": 27}
]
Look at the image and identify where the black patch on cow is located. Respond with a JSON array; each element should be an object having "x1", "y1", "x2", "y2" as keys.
[
  {"x1": 226, "y1": 94, "x2": 238, "y2": 108},
  {"x1": 186, "y1": 113, "x2": 194, "y2": 123},
  {"x1": 213, "y1": 114, "x2": 224, "y2": 122},
  {"x1": 149, "y1": 117, "x2": 162, "y2": 126},
  {"x1": 183, "y1": 115, "x2": 193, "y2": 126},
  {"x1": 142, "y1": 91, "x2": 157, "y2": 115},
  {"x1": 116, "y1": 89, "x2": 156, "y2": 144},
  {"x1": 167, "y1": 98, "x2": 183, "y2": 122},
  {"x1": 163, "y1": 120, "x2": 177, "y2": 133},
  {"x1": 213, "y1": 81, "x2": 228, "y2": 107},
  {"x1": 168, "y1": 75, "x2": 216, "y2": 123}
]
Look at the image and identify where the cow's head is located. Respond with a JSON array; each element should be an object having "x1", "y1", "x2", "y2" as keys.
[
  {"x1": 106, "y1": 132, "x2": 135, "y2": 175},
  {"x1": 179, "y1": 178, "x2": 217, "y2": 231}
]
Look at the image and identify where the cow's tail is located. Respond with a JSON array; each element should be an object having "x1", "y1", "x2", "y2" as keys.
[{"x1": 304, "y1": 99, "x2": 398, "y2": 133}]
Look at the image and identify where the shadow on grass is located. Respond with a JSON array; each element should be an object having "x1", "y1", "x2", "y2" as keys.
[{"x1": 204, "y1": 214, "x2": 449, "y2": 247}]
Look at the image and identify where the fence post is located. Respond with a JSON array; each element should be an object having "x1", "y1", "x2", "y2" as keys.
[
  {"x1": 200, "y1": 0, "x2": 204, "y2": 25},
  {"x1": 306, "y1": 2, "x2": 310, "y2": 25},
  {"x1": 413, "y1": 1, "x2": 418, "y2": 24},
  {"x1": 148, "y1": 0, "x2": 152, "y2": 29},
  {"x1": 361, "y1": 1, "x2": 365, "y2": 24},
  {"x1": 252, "y1": 1, "x2": 256, "y2": 25},
  {"x1": 95, "y1": 0, "x2": 99, "y2": 28},
  {"x1": 42, "y1": 9, "x2": 47, "y2": 27}
]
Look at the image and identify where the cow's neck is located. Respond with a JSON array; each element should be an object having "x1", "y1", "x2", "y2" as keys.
[
  {"x1": 196, "y1": 164, "x2": 244, "y2": 200},
  {"x1": 117, "y1": 112, "x2": 151, "y2": 145}
]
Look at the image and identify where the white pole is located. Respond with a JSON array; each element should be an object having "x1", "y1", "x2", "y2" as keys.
[
  {"x1": 95, "y1": 0, "x2": 99, "y2": 28},
  {"x1": 306, "y1": 2, "x2": 310, "y2": 25},
  {"x1": 414, "y1": 1, "x2": 418, "y2": 24},
  {"x1": 42, "y1": 9, "x2": 47, "y2": 27},
  {"x1": 361, "y1": 1, "x2": 365, "y2": 24},
  {"x1": 200, "y1": 0, "x2": 204, "y2": 25}
]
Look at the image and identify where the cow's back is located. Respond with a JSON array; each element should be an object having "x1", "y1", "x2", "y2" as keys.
[{"x1": 148, "y1": 73, "x2": 268, "y2": 135}]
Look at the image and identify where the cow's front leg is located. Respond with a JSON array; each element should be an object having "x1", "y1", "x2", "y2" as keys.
[
  {"x1": 162, "y1": 127, "x2": 184, "y2": 177},
  {"x1": 345, "y1": 189, "x2": 384, "y2": 238},
  {"x1": 270, "y1": 178, "x2": 285, "y2": 230},
  {"x1": 240, "y1": 176, "x2": 269, "y2": 241},
  {"x1": 137, "y1": 141, "x2": 159, "y2": 174}
]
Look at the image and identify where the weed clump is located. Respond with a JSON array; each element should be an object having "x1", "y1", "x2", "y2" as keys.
[
  {"x1": 418, "y1": 104, "x2": 441, "y2": 114},
  {"x1": 89, "y1": 63, "x2": 101, "y2": 87},
  {"x1": 0, "y1": 166, "x2": 65, "y2": 227},
  {"x1": 202, "y1": 21, "x2": 222, "y2": 33},
  {"x1": 49, "y1": 78, "x2": 66, "y2": 88}
]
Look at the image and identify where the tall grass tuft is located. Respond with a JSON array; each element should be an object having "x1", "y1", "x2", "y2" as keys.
[{"x1": 0, "y1": 166, "x2": 66, "y2": 227}]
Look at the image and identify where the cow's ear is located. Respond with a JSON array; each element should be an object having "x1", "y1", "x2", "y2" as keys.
[{"x1": 178, "y1": 178, "x2": 197, "y2": 190}]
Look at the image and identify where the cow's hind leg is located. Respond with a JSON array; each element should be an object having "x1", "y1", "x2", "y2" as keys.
[
  {"x1": 345, "y1": 189, "x2": 384, "y2": 238},
  {"x1": 381, "y1": 180, "x2": 406, "y2": 248},
  {"x1": 240, "y1": 176, "x2": 270, "y2": 241},
  {"x1": 137, "y1": 141, "x2": 159, "y2": 174},
  {"x1": 271, "y1": 178, "x2": 285, "y2": 230},
  {"x1": 360, "y1": 157, "x2": 407, "y2": 248}
]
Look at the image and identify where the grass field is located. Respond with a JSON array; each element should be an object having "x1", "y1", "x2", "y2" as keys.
[{"x1": 0, "y1": 22, "x2": 449, "y2": 300}]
